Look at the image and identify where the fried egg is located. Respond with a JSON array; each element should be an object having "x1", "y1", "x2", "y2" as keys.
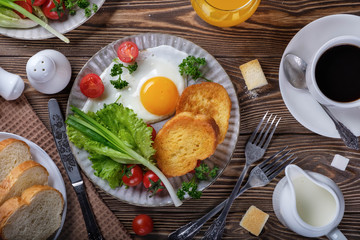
[{"x1": 82, "y1": 45, "x2": 188, "y2": 123}]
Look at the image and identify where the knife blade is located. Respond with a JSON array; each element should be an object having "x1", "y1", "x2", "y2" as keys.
[{"x1": 48, "y1": 98, "x2": 103, "y2": 240}]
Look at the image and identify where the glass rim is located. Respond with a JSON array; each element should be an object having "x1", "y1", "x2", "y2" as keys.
[{"x1": 203, "y1": 0, "x2": 255, "y2": 12}]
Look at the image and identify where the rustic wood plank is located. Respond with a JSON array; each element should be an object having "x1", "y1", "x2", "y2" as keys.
[{"x1": 1, "y1": 0, "x2": 360, "y2": 239}]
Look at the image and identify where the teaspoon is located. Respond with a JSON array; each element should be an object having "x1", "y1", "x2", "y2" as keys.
[{"x1": 283, "y1": 53, "x2": 359, "y2": 150}]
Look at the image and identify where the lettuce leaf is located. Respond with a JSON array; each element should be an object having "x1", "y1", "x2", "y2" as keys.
[
  {"x1": 90, "y1": 154, "x2": 125, "y2": 189},
  {"x1": 93, "y1": 103, "x2": 155, "y2": 160},
  {"x1": 0, "y1": 6, "x2": 38, "y2": 28}
]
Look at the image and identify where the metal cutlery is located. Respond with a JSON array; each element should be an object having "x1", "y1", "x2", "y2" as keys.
[{"x1": 48, "y1": 99, "x2": 103, "y2": 240}]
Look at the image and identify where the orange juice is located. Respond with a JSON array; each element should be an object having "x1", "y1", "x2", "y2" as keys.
[{"x1": 190, "y1": 0, "x2": 261, "y2": 27}]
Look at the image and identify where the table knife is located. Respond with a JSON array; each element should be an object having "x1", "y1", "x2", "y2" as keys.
[{"x1": 48, "y1": 98, "x2": 103, "y2": 240}]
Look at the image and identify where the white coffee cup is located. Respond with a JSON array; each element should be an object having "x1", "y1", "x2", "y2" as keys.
[{"x1": 306, "y1": 35, "x2": 360, "y2": 108}]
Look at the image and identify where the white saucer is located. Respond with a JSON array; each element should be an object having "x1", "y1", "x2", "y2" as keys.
[{"x1": 279, "y1": 14, "x2": 360, "y2": 138}]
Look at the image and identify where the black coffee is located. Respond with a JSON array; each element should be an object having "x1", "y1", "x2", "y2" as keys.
[{"x1": 315, "y1": 44, "x2": 360, "y2": 102}]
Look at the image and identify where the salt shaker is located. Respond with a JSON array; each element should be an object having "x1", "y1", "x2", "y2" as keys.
[
  {"x1": 0, "y1": 67, "x2": 25, "y2": 101},
  {"x1": 26, "y1": 49, "x2": 71, "y2": 94}
]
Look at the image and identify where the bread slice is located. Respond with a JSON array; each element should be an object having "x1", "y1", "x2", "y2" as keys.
[
  {"x1": 0, "y1": 160, "x2": 49, "y2": 206},
  {"x1": 176, "y1": 82, "x2": 231, "y2": 143},
  {"x1": 0, "y1": 185, "x2": 64, "y2": 240},
  {"x1": 154, "y1": 112, "x2": 219, "y2": 177},
  {"x1": 239, "y1": 59, "x2": 268, "y2": 90},
  {"x1": 0, "y1": 139, "x2": 32, "y2": 182}
]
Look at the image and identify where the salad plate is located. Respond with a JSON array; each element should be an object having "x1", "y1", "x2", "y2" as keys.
[
  {"x1": 66, "y1": 33, "x2": 240, "y2": 207},
  {"x1": 0, "y1": 132, "x2": 67, "y2": 239},
  {"x1": 0, "y1": 0, "x2": 105, "y2": 41},
  {"x1": 279, "y1": 14, "x2": 360, "y2": 138}
]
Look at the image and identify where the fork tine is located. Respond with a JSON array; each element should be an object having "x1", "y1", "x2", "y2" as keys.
[
  {"x1": 261, "y1": 150, "x2": 291, "y2": 173},
  {"x1": 248, "y1": 111, "x2": 268, "y2": 143},
  {"x1": 254, "y1": 113, "x2": 272, "y2": 145},
  {"x1": 264, "y1": 152, "x2": 293, "y2": 175},
  {"x1": 258, "y1": 115, "x2": 279, "y2": 147},
  {"x1": 262, "y1": 117, "x2": 281, "y2": 149},
  {"x1": 267, "y1": 157, "x2": 298, "y2": 181},
  {"x1": 258, "y1": 146, "x2": 288, "y2": 168}
]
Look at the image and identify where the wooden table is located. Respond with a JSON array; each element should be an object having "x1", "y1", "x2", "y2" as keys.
[{"x1": 1, "y1": 0, "x2": 360, "y2": 239}]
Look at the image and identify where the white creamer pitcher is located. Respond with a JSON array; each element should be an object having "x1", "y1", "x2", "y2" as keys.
[{"x1": 272, "y1": 164, "x2": 346, "y2": 239}]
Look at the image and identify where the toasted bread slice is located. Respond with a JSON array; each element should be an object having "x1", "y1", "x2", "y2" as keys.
[
  {"x1": 0, "y1": 160, "x2": 49, "y2": 206},
  {"x1": 176, "y1": 82, "x2": 231, "y2": 143},
  {"x1": 0, "y1": 139, "x2": 32, "y2": 182},
  {"x1": 154, "y1": 112, "x2": 219, "y2": 177},
  {"x1": 0, "y1": 185, "x2": 64, "y2": 240}
]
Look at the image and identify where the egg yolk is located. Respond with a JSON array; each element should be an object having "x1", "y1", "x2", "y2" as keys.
[{"x1": 140, "y1": 77, "x2": 179, "y2": 116}]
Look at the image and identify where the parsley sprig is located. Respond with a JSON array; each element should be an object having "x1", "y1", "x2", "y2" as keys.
[
  {"x1": 64, "y1": 0, "x2": 98, "y2": 17},
  {"x1": 179, "y1": 56, "x2": 211, "y2": 82},
  {"x1": 110, "y1": 59, "x2": 138, "y2": 90},
  {"x1": 195, "y1": 163, "x2": 219, "y2": 180},
  {"x1": 177, "y1": 163, "x2": 219, "y2": 200},
  {"x1": 177, "y1": 178, "x2": 201, "y2": 200}
]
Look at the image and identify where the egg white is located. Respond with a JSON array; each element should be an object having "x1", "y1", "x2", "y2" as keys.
[{"x1": 82, "y1": 45, "x2": 188, "y2": 123}]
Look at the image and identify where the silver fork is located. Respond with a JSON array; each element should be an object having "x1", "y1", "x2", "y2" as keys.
[
  {"x1": 168, "y1": 112, "x2": 280, "y2": 240},
  {"x1": 168, "y1": 147, "x2": 296, "y2": 240},
  {"x1": 202, "y1": 148, "x2": 296, "y2": 239},
  {"x1": 201, "y1": 112, "x2": 280, "y2": 239}
]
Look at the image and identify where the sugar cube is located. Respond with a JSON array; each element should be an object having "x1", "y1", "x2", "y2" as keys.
[
  {"x1": 331, "y1": 154, "x2": 349, "y2": 171},
  {"x1": 240, "y1": 205, "x2": 269, "y2": 236}
]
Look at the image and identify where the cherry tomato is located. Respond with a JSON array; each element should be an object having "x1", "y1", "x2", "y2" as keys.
[
  {"x1": 143, "y1": 170, "x2": 164, "y2": 194},
  {"x1": 147, "y1": 124, "x2": 156, "y2": 141},
  {"x1": 26, "y1": 0, "x2": 46, "y2": 6},
  {"x1": 132, "y1": 214, "x2": 153, "y2": 236},
  {"x1": 79, "y1": 73, "x2": 104, "y2": 98},
  {"x1": 122, "y1": 165, "x2": 143, "y2": 187},
  {"x1": 42, "y1": 0, "x2": 65, "y2": 20},
  {"x1": 117, "y1": 41, "x2": 139, "y2": 63},
  {"x1": 14, "y1": 1, "x2": 32, "y2": 19}
]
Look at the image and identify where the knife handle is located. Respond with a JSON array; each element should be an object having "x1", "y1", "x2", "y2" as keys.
[{"x1": 74, "y1": 183, "x2": 104, "y2": 240}]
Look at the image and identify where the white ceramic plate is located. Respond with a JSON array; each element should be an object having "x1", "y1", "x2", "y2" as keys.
[
  {"x1": 279, "y1": 14, "x2": 360, "y2": 138},
  {"x1": 0, "y1": 0, "x2": 105, "y2": 40},
  {"x1": 0, "y1": 132, "x2": 67, "y2": 240},
  {"x1": 66, "y1": 33, "x2": 240, "y2": 207}
]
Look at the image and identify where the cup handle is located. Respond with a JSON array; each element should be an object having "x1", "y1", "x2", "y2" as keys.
[{"x1": 326, "y1": 228, "x2": 347, "y2": 240}]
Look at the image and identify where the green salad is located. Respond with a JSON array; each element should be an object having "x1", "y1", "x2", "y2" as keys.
[{"x1": 66, "y1": 103, "x2": 183, "y2": 207}]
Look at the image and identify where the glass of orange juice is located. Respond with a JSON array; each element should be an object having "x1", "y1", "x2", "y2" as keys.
[{"x1": 190, "y1": 0, "x2": 261, "y2": 27}]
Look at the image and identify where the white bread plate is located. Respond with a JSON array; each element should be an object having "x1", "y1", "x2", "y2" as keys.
[{"x1": 0, "y1": 132, "x2": 67, "y2": 240}]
